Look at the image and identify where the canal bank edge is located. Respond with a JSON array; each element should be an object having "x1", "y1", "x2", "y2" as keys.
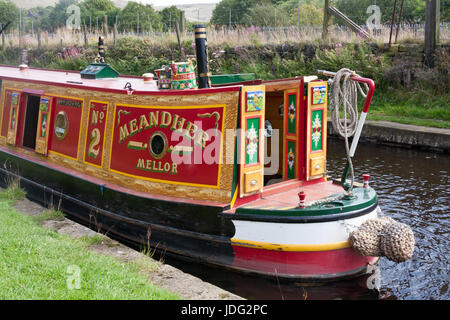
[
  {"x1": 327, "y1": 120, "x2": 450, "y2": 152},
  {"x1": 9, "y1": 194, "x2": 244, "y2": 300}
]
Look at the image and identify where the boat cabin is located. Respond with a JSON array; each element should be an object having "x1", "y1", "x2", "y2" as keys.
[{"x1": 0, "y1": 64, "x2": 328, "y2": 210}]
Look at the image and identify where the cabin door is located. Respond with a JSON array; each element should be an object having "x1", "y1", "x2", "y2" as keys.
[
  {"x1": 34, "y1": 96, "x2": 53, "y2": 155},
  {"x1": 239, "y1": 85, "x2": 266, "y2": 197},
  {"x1": 6, "y1": 91, "x2": 22, "y2": 146},
  {"x1": 282, "y1": 82, "x2": 304, "y2": 180},
  {"x1": 306, "y1": 80, "x2": 328, "y2": 180}
]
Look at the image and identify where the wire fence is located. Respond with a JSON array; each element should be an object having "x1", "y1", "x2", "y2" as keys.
[{"x1": 1, "y1": 21, "x2": 449, "y2": 50}]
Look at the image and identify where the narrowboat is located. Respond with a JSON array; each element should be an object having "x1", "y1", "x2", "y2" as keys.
[{"x1": 0, "y1": 29, "x2": 385, "y2": 281}]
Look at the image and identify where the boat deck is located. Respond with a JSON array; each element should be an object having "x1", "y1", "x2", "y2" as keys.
[{"x1": 228, "y1": 179, "x2": 345, "y2": 213}]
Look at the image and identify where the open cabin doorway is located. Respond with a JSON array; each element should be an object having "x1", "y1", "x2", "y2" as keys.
[
  {"x1": 263, "y1": 80, "x2": 305, "y2": 188},
  {"x1": 263, "y1": 91, "x2": 284, "y2": 186},
  {"x1": 20, "y1": 94, "x2": 41, "y2": 150}
]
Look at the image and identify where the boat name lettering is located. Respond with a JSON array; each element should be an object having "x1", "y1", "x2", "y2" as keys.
[
  {"x1": 57, "y1": 98, "x2": 82, "y2": 108},
  {"x1": 136, "y1": 159, "x2": 178, "y2": 175},
  {"x1": 118, "y1": 110, "x2": 210, "y2": 149}
]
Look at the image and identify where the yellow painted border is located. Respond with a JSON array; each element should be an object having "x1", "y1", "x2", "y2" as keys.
[
  {"x1": 239, "y1": 85, "x2": 266, "y2": 197},
  {"x1": 34, "y1": 95, "x2": 54, "y2": 155},
  {"x1": 83, "y1": 100, "x2": 110, "y2": 169},
  {"x1": 6, "y1": 90, "x2": 22, "y2": 145},
  {"x1": 306, "y1": 81, "x2": 327, "y2": 181},
  {"x1": 231, "y1": 238, "x2": 350, "y2": 252},
  {"x1": 108, "y1": 103, "x2": 227, "y2": 189},
  {"x1": 230, "y1": 187, "x2": 238, "y2": 208},
  {"x1": 0, "y1": 85, "x2": 8, "y2": 137},
  {"x1": 0, "y1": 87, "x2": 23, "y2": 138}
]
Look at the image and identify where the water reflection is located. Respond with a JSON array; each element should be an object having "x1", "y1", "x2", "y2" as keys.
[
  {"x1": 325, "y1": 138, "x2": 449, "y2": 300},
  {"x1": 164, "y1": 138, "x2": 449, "y2": 300}
]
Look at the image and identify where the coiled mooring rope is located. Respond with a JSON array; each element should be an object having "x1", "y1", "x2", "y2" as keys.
[
  {"x1": 349, "y1": 216, "x2": 415, "y2": 263},
  {"x1": 328, "y1": 68, "x2": 369, "y2": 192}
]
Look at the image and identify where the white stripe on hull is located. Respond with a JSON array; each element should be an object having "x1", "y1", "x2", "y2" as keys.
[{"x1": 232, "y1": 206, "x2": 380, "y2": 245}]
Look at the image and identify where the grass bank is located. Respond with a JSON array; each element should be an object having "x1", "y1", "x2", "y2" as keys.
[{"x1": 0, "y1": 186, "x2": 180, "y2": 300}]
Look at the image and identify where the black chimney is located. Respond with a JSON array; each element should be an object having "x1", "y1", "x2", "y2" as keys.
[
  {"x1": 98, "y1": 36, "x2": 105, "y2": 63},
  {"x1": 194, "y1": 24, "x2": 211, "y2": 89}
]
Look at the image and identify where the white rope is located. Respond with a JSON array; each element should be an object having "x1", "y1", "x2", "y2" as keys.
[{"x1": 328, "y1": 68, "x2": 369, "y2": 192}]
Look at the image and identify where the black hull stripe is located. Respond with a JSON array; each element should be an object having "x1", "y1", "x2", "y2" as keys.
[{"x1": 0, "y1": 166, "x2": 231, "y2": 245}]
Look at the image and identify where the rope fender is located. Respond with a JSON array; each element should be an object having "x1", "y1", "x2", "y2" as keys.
[{"x1": 349, "y1": 216, "x2": 415, "y2": 263}]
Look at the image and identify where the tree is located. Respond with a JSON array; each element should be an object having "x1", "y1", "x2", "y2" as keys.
[
  {"x1": 0, "y1": 0, "x2": 19, "y2": 31},
  {"x1": 211, "y1": 0, "x2": 324, "y2": 27},
  {"x1": 80, "y1": 0, "x2": 119, "y2": 30},
  {"x1": 116, "y1": 1, "x2": 161, "y2": 33},
  {"x1": 279, "y1": 0, "x2": 324, "y2": 26},
  {"x1": 242, "y1": 2, "x2": 291, "y2": 26},
  {"x1": 210, "y1": 0, "x2": 259, "y2": 26},
  {"x1": 159, "y1": 6, "x2": 183, "y2": 32},
  {"x1": 335, "y1": 0, "x2": 426, "y2": 25},
  {"x1": 26, "y1": 6, "x2": 53, "y2": 33},
  {"x1": 47, "y1": 0, "x2": 78, "y2": 31}
]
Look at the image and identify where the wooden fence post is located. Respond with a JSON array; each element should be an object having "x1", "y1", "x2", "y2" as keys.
[
  {"x1": 388, "y1": 0, "x2": 398, "y2": 47},
  {"x1": 37, "y1": 29, "x2": 41, "y2": 50},
  {"x1": 180, "y1": 11, "x2": 185, "y2": 35},
  {"x1": 322, "y1": 0, "x2": 330, "y2": 40},
  {"x1": 103, "y1": 15, "x2": 108, "y2": 35},
  {"x1": 113, "y1": 23, "x2": 117, "y2": 45},
  {"x1": 83, "y1": 23, "x2": 88, "y2": 49},
  {"x1": 424, "y1": 0, "x2": 440, "y2": 68}
]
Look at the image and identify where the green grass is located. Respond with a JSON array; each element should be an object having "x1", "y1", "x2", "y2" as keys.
[
  {"x1": 368, "y1": 89, "x2": 450, "y2": 129},
  {"x1": 0, "y1": 190, "x2": 180, "y2": 300},
  {"x1": 33, "y1": 208, "x2": 65, "y2": 223},
  {"x1": 0, "y1": 179, "x2": 26, "y2": 204}
]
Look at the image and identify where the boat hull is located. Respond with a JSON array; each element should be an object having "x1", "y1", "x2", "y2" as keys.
[
  {"x1": 229, "y1": 206, "x2": 379, "y2": 279},
  {"x1": 0, "y1": 147, "x2": 378, "y2": 281}
]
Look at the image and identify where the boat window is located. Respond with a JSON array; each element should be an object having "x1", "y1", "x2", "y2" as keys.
[
  {"x1": 149, "y1": 131, "x2": 168, "y2": 160},
  {"x1": 54, "y1": 111, "x2": 68, "y2": 140}
]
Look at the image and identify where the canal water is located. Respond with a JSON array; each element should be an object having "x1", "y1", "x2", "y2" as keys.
[{"x1": 164, "y1": 137, "x2": 449, "y2": 300}]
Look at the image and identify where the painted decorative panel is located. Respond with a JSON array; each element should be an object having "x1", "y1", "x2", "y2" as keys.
[
  {"x1": 306, "y1": 80, "x2": 327, "y2": 181},
  {"x1": 35, "y1": 96, "x2": 53, "y2": 155},
  {"x1": 240, "y1": 85, "x2": 265, "y2": 197},
  {"x1": 312, "y1": 85, "x2": 327, "y2": 105},
  {"x1": 49, "y1": 97, "x2": 84, "y2": 159},
  {"x1": 245, "y1": 116, "x2": 260, "y2": 166},
  {"x1": 6, "y1": 91, "x2": 21, "y2": 145},
  {"x1": 286, "y1": 93, "x2": 297, "y2": 135},
  {"x1": 109, "y1": 104, "x2": 225, "y2": 188},
  {"x1": 246, "y1": 90, "x2": 264, "y2": 112},
  {"x1": 1, "y1": 90, "x2": 14, "y2": 137},
  {"x1": 286, "y1": 140, "x2": 296, "y2": 179},
  {"x1": 84, "y1": 101, "x2": 109, "y2": 167},
  {"x1": 311, "y1": 109, "x2": 323, "y2": 152}
]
